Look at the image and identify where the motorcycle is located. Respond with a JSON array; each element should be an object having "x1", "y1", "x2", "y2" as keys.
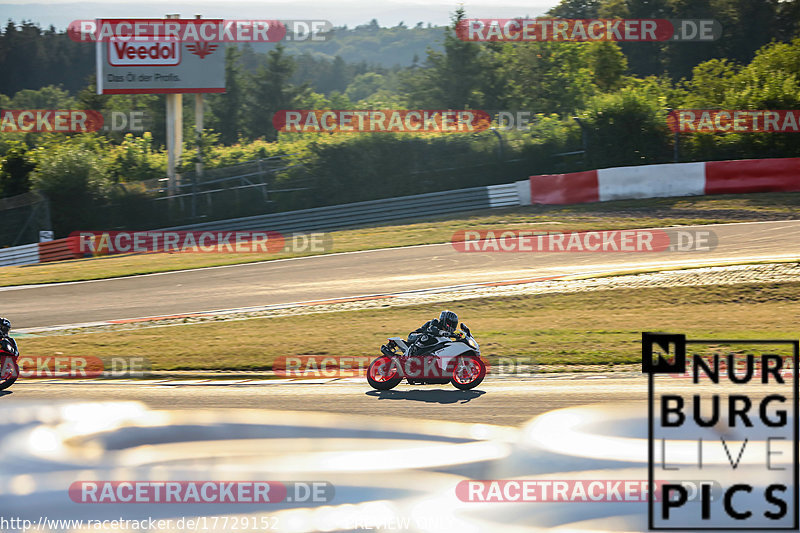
[
  {"x1": 367, "y1": 322, "x2": 486, "y2": 391},
  {"x1": 0, "y1": 334, "x2": 19, "y2": 391}
]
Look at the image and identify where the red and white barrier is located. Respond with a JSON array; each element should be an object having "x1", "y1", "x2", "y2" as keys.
[
  {"x1": 529, "y1": 157, "x2": 800, "y2": 204},
  {"x1": 0, "y1": 238, "x2": 82, "y2": 267}
]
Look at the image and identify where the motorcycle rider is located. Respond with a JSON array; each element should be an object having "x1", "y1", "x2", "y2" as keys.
[
  {"x1": 408, "y1": 310, "x2": 460, "y2": 356},
  {"x1": 0, "y1": 317, "x2": 16, "y2": 354}
]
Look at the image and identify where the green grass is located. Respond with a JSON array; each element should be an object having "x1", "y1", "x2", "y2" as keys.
[
  {"x1": 3, "y1": 190, "x2": 799, "y2": 287},
  {"x1": 17, "y1": 280, "x2": 800, "y2": 371}
]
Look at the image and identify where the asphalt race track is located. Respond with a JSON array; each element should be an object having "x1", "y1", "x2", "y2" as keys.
[
  {"x1": 2, "y1": 220, "x2": 798, "y2": 429},
  {"x1": 4, "y1": 220, "x2": 800, "y2": 329},
  {"x1": 3, "y1": 377, "x2": 646, "y2": 426}
]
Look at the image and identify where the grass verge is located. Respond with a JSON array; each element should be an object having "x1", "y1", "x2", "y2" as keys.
[
  {"x1": 17, "y1": 280, "x2": 800, "y2": 371},
  {"x1": 3, "y1": 191, "x2": 800, "y2": 287}
]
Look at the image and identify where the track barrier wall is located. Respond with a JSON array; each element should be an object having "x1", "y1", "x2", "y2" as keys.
[{"x1": 530, "y1": 157, "x2": 800, "y2": 204}]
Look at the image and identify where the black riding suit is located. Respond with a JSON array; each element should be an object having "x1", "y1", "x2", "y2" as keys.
[{"x1": 408, "y1": 318, "x2": 446, "y2": 356}]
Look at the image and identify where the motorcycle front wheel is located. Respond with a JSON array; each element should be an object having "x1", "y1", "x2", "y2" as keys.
[
  {"x1": 0, "y1": 356, "x2": 19, "y2": 391},
  {"x1": 451, "y1": 356, "x2": 486, "y2": 390},
  {"x1": 367, "y1": 355, "x2": 402, "y2": 390}
]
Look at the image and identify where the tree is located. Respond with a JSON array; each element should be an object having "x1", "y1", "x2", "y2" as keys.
[
  {"x1": 497, "y1": 42, "x2": 596, "y2": 114},
  {"x1": 345, "y1": 72, "x2": 387, "y2": 102},
  {"x1": 0, "y1": 142, "x2": 34, "y2": 198},
  {"x1": 547, "y1": 0, "x2": 602, "y2": 17},
  {"x1": 680, "y1": 58, "x2": 739, "y2": 107},
  {"x1": 325, "y1": 56, "x2": 349, "y2": 93},
  {"x1": 586, "y1": 41, "x2": 628, "y2": 91},
  {"x1": 29, "y1": 138, "x2": 111, "y2": 235},
  {"x1": 77, "y1": 76, "x2": 111, "y2": 111},
  {"x1": 581, "y1": 86, "x2": 672, "y2": 167},
  {"x1": 9, "y1": 85, "x2": 75, "y2": 108},
  {"x1": 402, "y1": 8, "x2": 488, "y2": 108},
  {"x1": 775, "y1": 0, "x2": 800, "y2": 41},
  {"x1": 244, "y1": 45, "x2": 305, "y2": 140},
  {"x1": 208, "y1": 46, "x2": 246, "y2": 145}
]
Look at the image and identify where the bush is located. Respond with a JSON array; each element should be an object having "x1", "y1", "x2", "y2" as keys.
[
  {"x1": 106, "y1": 132, "x2": 164, "y2": 183},
  {"x1": 0, "y1": 142, "x2": 34, "y2": 198},
  {"x1": 581, "y1": 86, "x2": 673, "y2": 168},
  {"x1": 29, "y1": 138, "x2": 111, "y2": 236}
]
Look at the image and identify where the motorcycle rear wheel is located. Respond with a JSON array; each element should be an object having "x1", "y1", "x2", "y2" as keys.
[{"x1": 367, "y1": 355, "x2": 402, "y2": 390}]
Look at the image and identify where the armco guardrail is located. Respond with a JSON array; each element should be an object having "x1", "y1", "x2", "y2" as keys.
[
  {"x1": 0, "y1": 243, "x2": 40, "y2": 267},
  {"x1": 0, "y1": 182, "x2": 528, "y2": 268},
  {"x1": 163, "y1": 182, "x2": 527, "y2": 232}
]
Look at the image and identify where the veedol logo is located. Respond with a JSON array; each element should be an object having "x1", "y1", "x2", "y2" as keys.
[
  {"x1": 109, "y1": 37, "x2": 180, "y2": 66},
  {"x1": 186, "y1": 42, "x2": 218, "y2": 59}
]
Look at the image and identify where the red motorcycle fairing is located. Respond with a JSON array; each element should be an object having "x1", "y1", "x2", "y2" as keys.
[{"x1": 0, "y1": 337, "x2": 20, "y2": 383}]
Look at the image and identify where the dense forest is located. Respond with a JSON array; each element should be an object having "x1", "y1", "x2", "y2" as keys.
[{"x1": 1, "y1": 0, "x2": 800, "y2": 239}]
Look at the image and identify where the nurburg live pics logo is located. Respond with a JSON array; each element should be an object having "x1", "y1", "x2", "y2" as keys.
[{"x1": 642, "y1": 332, "x2": 799, "y2": 530}]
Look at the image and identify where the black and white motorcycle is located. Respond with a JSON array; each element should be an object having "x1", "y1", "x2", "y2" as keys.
[
  {"x1": 367, "y1": 323, "x2": 486, "y2": 390},
  {"x1": 0, "y1": 334, "x2": 19, "y2": 391}
]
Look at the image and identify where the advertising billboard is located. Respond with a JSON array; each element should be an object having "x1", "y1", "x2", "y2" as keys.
[{"x1": 93, "y1": 19, "x2": 226, "y2": 94}]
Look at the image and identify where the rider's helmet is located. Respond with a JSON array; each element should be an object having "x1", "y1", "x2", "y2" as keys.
[
  {"x1": 0, "y1": 318, "x2": 10, "y2": 337},
  {"x1": 438, "y1": 310, "x2": 458, "y2": 333}
]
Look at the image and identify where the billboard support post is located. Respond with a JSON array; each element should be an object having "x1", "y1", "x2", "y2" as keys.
[
  {"x1": 165, "y1": 14, "x2": 181, "y2": 198},
  {"x1": 193, "y1": 95, "x2": 203, "y2": 216},
  {"x1": 193, "y1": 14, "x2": 204, "y2": 217},
  {"x1": 166, "y1": 93, "x2": 182, "y2": 197}
]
